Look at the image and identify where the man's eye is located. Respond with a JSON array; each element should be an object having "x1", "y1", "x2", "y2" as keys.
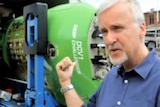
[
  {"x1": 101, "y1": 29, "x2": 108, "y2": 34},
  {"x1": 112, "y1": 26, "x2": 122, "y2": 31}
]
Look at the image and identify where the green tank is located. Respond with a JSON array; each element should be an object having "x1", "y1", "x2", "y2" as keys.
[{"x1": 3, "y1": 2, "x2": 111, "y2": 106}]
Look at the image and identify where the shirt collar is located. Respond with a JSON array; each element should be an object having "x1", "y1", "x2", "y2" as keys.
[{"x1": 117, "y1": 48, "x2": 159, "y2": 79}]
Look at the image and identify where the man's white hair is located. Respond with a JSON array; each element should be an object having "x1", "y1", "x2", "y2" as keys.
[{"x1": 97, "y1": 0, "x2": 145, "y2": 27}]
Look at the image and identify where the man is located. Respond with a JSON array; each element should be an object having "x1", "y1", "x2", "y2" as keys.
[{"x1": 56, "y1": 0, "x2": 160, "y2": 107}]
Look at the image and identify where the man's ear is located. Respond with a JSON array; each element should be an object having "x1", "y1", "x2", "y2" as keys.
[{"x1": 140, "y1": 22, "x2": 146, "y2": 38}]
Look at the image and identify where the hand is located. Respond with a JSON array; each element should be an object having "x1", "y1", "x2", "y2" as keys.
[{"x1": 56, "y1": 57, "x2": 76, "y2": 87}]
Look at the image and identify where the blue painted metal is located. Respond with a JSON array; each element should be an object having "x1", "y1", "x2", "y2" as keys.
[
  {"x1": 24, "y1": 6, "x2": 59, "y2": 107},
  {"x1": 0, "y1": 100, "x2": 26, "y2": 107}
]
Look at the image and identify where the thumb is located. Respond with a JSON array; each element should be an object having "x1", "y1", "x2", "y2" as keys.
[
  {"x1": 72, "y1": 61, "x2": 77, "y2": 67},
  {"x1": 70, "y1": 61, "x2": 77, "y2": 71}
]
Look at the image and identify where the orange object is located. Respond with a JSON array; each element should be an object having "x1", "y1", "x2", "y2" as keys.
[{"x1": 5, "y1": 88, "x2": 13, "y2": 93}]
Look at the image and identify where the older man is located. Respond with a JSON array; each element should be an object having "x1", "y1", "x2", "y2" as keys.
[{"x1": 56, "y1": 0, "x2": 160, "y2": 107}]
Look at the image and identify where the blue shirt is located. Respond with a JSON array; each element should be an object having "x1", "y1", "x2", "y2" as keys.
[{"x1": 83, "y1": 49, "x2": 160, "y2": 107}]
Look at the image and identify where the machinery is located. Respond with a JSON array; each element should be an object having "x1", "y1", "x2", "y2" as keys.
[{"x1": 0, "y1": 1, "x2": 112, "y2": 107}]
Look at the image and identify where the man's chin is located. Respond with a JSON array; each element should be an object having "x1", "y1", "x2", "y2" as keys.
[{"x1": 109, "y1": 56, "x2": 128, "y2": 66}]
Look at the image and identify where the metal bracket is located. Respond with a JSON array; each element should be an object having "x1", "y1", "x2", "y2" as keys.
[{"x1": 23, "y1": 2, "x2": 59, "y2": 107}]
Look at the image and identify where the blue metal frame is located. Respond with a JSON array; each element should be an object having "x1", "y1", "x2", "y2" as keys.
[{"x1": 24, "y1": 6, "x2": 59, "y2": 107}]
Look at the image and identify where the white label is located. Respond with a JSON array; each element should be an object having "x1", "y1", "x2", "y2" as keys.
[{"x1": 71, "y1": 24, "x2": 84, "y2": 74}]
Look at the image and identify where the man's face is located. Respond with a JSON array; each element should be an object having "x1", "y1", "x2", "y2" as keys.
[{"x1": 98, "y1": 2, "x2": 144, "y2": 65}]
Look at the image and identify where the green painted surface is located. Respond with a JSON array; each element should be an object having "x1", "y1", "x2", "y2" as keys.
[{"x1": 46, "y1": 3, "x2": 101, "y2": 105}]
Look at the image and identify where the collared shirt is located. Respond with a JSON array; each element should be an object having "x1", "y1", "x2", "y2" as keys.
[{"x1": 82, "y1": 48, "x2": 160, "y2": 107}]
